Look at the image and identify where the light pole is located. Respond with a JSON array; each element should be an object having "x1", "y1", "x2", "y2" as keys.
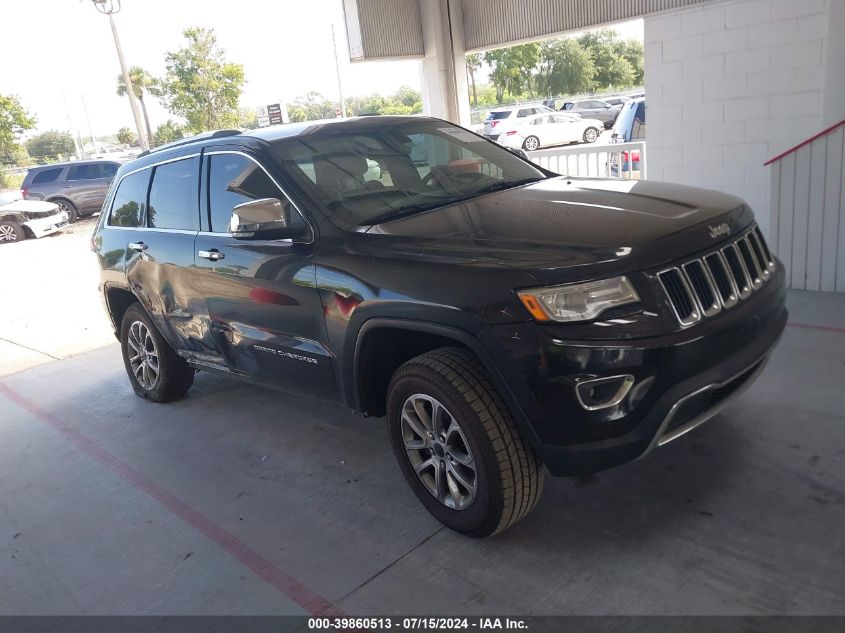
[
  {"x1": 91, "y1": 0, "x2": 149, "y2": 150},
  {"x1": 331, "y1": 24, "x2": 346, "y2": 118}
]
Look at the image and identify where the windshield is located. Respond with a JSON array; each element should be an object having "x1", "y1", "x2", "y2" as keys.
[{"x1": 271, "y1": 118, "x2": 546, "y2": 226}]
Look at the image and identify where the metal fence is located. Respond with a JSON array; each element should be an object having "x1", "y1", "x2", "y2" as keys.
[{"x1": 526, "y1": 141, "x2": 647, "y2": 180}]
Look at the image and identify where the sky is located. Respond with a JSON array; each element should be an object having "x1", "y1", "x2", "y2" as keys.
[{"x1": 1, "y1": 0, "x2": 642, "y2": 141}]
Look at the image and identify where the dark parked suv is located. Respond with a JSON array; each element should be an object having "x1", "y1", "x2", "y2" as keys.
[
  {"x1": 92, "y1": 117, "x2": 786, "y2": 536},
  {"x1": 23, "y1": 160, "x2": 120, "y2": 222}
]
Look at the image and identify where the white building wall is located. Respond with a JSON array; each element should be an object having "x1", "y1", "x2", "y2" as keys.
[{"x1": 644, "y1": 0, "x2": 831, "y2": 238}]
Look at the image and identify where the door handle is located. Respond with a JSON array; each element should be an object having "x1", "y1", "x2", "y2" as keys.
[
  {"x1": 198, "y1": 249, "x2": 225, "y2": 261},
  {"x1": 128, "y1": 241, "x2": 147, "y2": 252}
]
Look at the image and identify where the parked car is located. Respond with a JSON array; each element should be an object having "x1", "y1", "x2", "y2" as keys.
[
  {"x1": 604, "y1": 96, "x2": 632, "y2": 107},
  {"x1": 498, "y1": 112, "x2": 603, "y2": 151},
  {"x1": 0, "y1": 189, "x2": 68, "y2": 243},
  {"x1": 610, "y1": 97, "x2": 646, "y2": 177},
  {"x1": 483, "y1": 104, "x2": 554, "y2": 140},
  {"x1": 561, "y1": 99, "x2": 621, "y2": 128},
  {"x1": 22, "y1": 160, "x2": 121, "y2": 222},
  {"x1": 93, "y1": 116, "x2": 786, "y2": 537}
]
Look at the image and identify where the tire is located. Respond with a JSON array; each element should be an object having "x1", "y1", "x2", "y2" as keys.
[
  {"x1": 583, "y1": 127, "x2": 600, "y2": 143},
  {"x1": 0, "y1": 221, "x2": 25, "y2": 243},
  {"x1": 522, "y1": 135, "x2": 540, "y2": 151},
  {"x1": 387, "y1": 347, "x2": 544, "y2": 537},
  {"x1": 120, "y1": 304, "x2": 194, "y2": 403},
  {"x1": 52, "y1": 199, "x2": 78, "y2": 223}
]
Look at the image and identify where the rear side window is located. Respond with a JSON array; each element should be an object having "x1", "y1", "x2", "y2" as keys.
[
  {"x1": 109, "y1": 170, "x2": 149, "y2": 227},
  {"x1": 147, "y1": 157, "x2": 199, "y2": 230},
  {"x1": 30, "y1": 168, "x2": 62, "y2": 185},
  {"x1": 517, "y1": 108, "x2": 533, "y2": 117},
  {"x1": 101, "y1": 163, "x2": 119, "y2": 178},
  {"x1": 67, "y1": 164, "x2": 103, "y2": 181}
]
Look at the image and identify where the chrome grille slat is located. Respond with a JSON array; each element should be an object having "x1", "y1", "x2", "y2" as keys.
[{"x1": 659, "y1": 225, "x2": 775, "y2": 327}]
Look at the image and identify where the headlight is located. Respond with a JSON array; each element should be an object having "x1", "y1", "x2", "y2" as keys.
[{"x1": 517, "y1": 276, "x2": 640, "y2": 323}]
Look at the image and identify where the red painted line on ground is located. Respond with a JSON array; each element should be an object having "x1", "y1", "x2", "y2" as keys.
[
  {"x1": 787, "y1": 322, "x2": 845, "y2": 334},
  {"x1": 0, "y1": 380, "x2": 342, "y2": 617}
]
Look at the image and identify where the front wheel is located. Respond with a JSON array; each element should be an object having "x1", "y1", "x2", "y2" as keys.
[
  {"x1": 522, "y1": 135, "x2": 540, "y2": 151},
  {"x1": 583, "y1": 127, "x2": 600, "y2": 143},
  {"x1": 387, "y1": 348, "x2": 544, "y2": 537},
  {"x1": 0, "y1": 221, "x2": 25, "y2": 243},
  {"x1": 53, "y1": 199, "x2": 78, "y2": 223},
  {"x1": 120, "y1": 304, "x2": 194, "y2": 402}
]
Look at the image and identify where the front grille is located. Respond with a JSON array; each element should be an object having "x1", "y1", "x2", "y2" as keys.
[{"x1": 658, "y1": 225, "x2": 775, "y2": 327}]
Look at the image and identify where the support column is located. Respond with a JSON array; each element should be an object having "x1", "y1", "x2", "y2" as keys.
[
  {"x1": 418, "y1": 0, "x2": 471, "y2": 127},
  {"x1": 822, "y1": 0, "x2": 845, "y2": 126}
]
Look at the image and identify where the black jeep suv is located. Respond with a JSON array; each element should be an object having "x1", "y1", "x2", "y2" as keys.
[{"x1": 93, "y1": 116, "x2": 786, "y2": 537}]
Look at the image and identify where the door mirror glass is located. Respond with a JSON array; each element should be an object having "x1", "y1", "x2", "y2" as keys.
[{"x1": 229, "y1": 197, "x2": 306, "y2": 240}]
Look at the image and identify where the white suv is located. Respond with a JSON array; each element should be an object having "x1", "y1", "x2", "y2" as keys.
[{"x1": 483, "y1": 105, "x2": 555, "y2": 141}]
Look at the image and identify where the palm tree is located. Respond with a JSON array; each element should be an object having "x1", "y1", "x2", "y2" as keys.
[
  {"x1": 116, "y1": 66, "x2": 155, "y2": 145},
  {"x1": 466, "y1": 54, "x2": 482, "y2": 106}
]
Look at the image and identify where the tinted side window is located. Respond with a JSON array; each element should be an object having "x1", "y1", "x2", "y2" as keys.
[
  {"x1": 147, "y1": 157, "x2": 199, "y2": 230},
  {"x1": 517, "y1": 109, "x2": 533, "y2": 117},
  {"x1": 67, "y1": 164, "x2": 102, "y2": 181},
  {"x1": 109, "y1": 170, "x2": 149, "y2": 227},
  {"x1": 207, "y1": 154, "x2": 297, "y2": 233},
  {"x1": 101, "y1": 163, "x2": 119, "y2": 178},
  {"x1": 31, "y1": 168, "x2": 63, "y2": 184}
]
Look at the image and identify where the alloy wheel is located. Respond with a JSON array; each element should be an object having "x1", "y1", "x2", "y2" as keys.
[
  {"x1": 0, "y1": 225, "x2": 18, "y2": 242},
  {"x1": 585, "y1": 128, "x2": 598, "y2": 143},
  {"x1": 401, "y1": 394, "x2": 477, "y2": 510},
  {"x1": 524, "y1": 136, "x2": 540, "y2": 151},
  {"x1": 127, "y1": 320, "x2": 160, "y2": 390}
]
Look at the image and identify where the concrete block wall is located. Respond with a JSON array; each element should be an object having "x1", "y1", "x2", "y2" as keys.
[{"x1": 644, "y1": 0, "x2": 830, "y2": 237}]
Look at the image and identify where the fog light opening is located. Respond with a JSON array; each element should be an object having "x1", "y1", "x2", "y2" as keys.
[{"x1": 575, "y1": 375, "x2": 635, "y2": 411}]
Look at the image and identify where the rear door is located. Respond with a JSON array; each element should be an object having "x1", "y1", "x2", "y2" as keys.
[
  {"x1": 97, "y1": 162, "x2": 120, "y2": 207},
  {"x1": 124, "y1": 155, "x2": 204, "y2": 353},
  {"x1": 64, "y1": 164, "x2": 110, "y2": 213},
  {"x1": 193, "y1": 149, "x2": 335, "y2": 394}
]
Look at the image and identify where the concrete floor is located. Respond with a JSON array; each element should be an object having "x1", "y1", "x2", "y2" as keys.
[{"x1": 0, "y1": 290, "x2": 844, "y2": 615}]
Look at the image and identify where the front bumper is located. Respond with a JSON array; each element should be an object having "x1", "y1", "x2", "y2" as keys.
[
  {"x1": 483, "y1": 263, "x2": 787, "y2": 476},
  {"x1": 23, "y1": 211, "x2": 69, "y2": 238}
]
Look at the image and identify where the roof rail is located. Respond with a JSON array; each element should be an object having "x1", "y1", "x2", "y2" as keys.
[{"x1": 138, "y1": 129, "x2": 242, "y2": 157}]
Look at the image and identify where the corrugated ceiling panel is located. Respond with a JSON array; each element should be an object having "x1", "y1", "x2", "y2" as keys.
[
  {"x1": 462, "y1": 0, "x2": 715, "y2": 51},
  {"x1": 346, "y1": 0, "x2": 425, "y2": 59}
]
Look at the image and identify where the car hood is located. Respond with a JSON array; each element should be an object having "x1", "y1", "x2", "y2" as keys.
[
  {"x1": 365, "y1": 176, "x2": 755, "y2": 284},
  {"x1": 0, "y1": 199, "x2": 60, "y2": 217}
]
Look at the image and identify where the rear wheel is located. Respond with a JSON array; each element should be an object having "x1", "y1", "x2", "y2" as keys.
[
  {"x1": 522, "y1": 135, "x2": 540, "y2": 151},
  {"x1": 583, "y1": 127, "x2": 600, "y2": 143},
  {"x1": 387, "y1": 347, "x2": 544, "y2": 537},
  {"x1": 53, "y1": 199, "x2": 78, "y2": 223},
  {"x1": 120, "y1": 304, "x2": 194, "y2": 403},
  {"x1": 0, "y1": 221, "x2": 25, "y2": 243}
]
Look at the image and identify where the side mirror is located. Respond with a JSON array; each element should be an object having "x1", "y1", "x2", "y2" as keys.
[{"x1": 229, "y1": 198, "x2": 308, "y2": 240}]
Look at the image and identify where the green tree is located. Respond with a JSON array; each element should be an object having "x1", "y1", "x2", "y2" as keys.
[
  {"x1": 465, "y1": 53, "x2": 482, "y2": 106},
  {"x1": 483, "y1": 43, "x2": 540, "y2": 101},
  {"x1": 238, "y1": 107, "x2": 259, "y2": 130},
  {"x1": 577, "y1": 29, "x2": 639, "y2": 90},
  {"x1": 152, "y1": 120, "x2": 185, "y2": 146},
  {"x1": 25, "y1": 130, "x2": 75, "y2": 159},
  {"x1": 0, "y1": 94, "x2": 36, "y2": 163},
  {"x1": 156, "y1": 28, "x2": 245, "y2": 133},
  {"x1": 116, "y1": 66, "x2": 156, "y2": 144},
  {"x1": 117, "y1": 127, "x2": 137, "y2": 146},
  {"x1": 618, "y1": 38, "x2": 645, "y2": 86},
  {"x1": 537, "y1": 39, "x2": 595, "y2": 96}
]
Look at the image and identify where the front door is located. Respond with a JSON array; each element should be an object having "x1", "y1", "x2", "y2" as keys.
[{"x1": 193, "y1": 150, "x2": 335, "y2": 395}]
